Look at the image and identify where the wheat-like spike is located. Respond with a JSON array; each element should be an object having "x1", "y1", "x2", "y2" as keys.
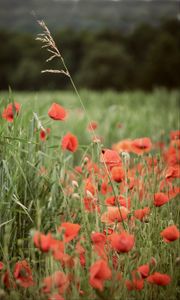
[
  {"x1": 46, "y1": 55, "x2": 57, "y2": 62},
  {"x1": 41, "y1": 69, "x2": 70, "y2": 76}
]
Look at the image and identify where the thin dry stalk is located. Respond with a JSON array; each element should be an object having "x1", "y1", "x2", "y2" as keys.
[{"x1": 36, "y1": 20, "x2": 126, "y2": 229}]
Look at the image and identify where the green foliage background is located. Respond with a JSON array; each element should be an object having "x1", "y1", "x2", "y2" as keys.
[{"x1": 0, "y1": 19, "x2": 180, "y2": 91}]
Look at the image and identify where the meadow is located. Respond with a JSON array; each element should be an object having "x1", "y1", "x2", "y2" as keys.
[{"x1": 0, "y1": 89, "x2": 179, "y2": 300}]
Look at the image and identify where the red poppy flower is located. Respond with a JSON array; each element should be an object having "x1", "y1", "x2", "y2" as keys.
[
  {"x1": 101, "y1": 206, "x2": 129, "y2": 224},
  {"x1": 137, "y1": 264, "x2": 150, "y2": 278},
  {"x1": 125, "y1": 277, "x2": 144, "y2": 291},
  {"x1": 147, "y1": 272, "x2": 171, "y2": 286},
  {"x1": 111, "y1": 166, "x2": 125, "y2": 183},
  {"x1": 110, "y1": 231, "x2": 135, "y2": 253},
  {"x1": 0, "y1": 261, "x2": 4, "y2": 270},
  {"x1": 131, "y1": 137, "x2": 152, "y2": 155},
  {"x1": 170, "y1": 130, "x2": 180, "y2": 141},
  {"x1": 91, "y1": 232, "x2": 106, "y2": 245},
  {"x1": 40, "y1": 128, "x2": 51, "y2": 141},
  {"x1": 91, "y1": 232, "x2": 107, "y2": 259},
  {"x1": 87, "y1": 121, "x2": 98, "y2": 131},
  {"x1": 84, "y1": 178, "x2": 96, "y2": 196},
  {"x1": 134, "y1": 207, "x2": 150, "y2": 221},
  {"x1": 48, "y1": 103, "x2": 67, "y2": 121},
  {"x1": 33, "y1": 231, "x2": 56, "y2": 252},
  {"x1": 105, "y1": 195, "x2": 131, "y2": 209},
  {"x1": 48, "y1": 294, "x2": 64, "y2": 300},
  {"x1": 2, "y1": 271, "x2": 12, "y2": 288},
  {"x1": 112, "y1": 139, "x2": 132, "y2": 153},
  {"x1": 160, "y1": 225, "x2": 180, "y2": 243},
  {"x1": 100, "y1": 149, "x2": 122, "y2": 169},
  {"x1": 61, "y1": 132, "x2": 78, "y2": 152},
  {"x1": 118, "y1": 195, "x2": 131, "y2": 209},
  {"x1": 55, "y1": 272, "x2": 69, "y2": 294},
  {"x1": 43, "y1": 271, "x2": 69, "y2": 294},
  {"x1": 154, "y1": 192, "x2": 169, "y2": 207},
  {"x1": 89, "y1": 259, "x2": 112, "y2": 291},
  {"x1": 51, "y1": 240, "x2": 65, "y2": 261},
  {"x1": 76, "y1": 241, "x2": 86, "y2": 267},
  {"x1": 165, "y1": 165, "x2": 180, "y2": 179},
  {"x1": 101, "y1": 181, "x2": 112, "y2": 195},
  {"x1": 83, "y1": 197, "x2": 99, "y2": 212},
  {"x1": 14, "y1": 260, "x2": 34, "y2": 288},
  {"x1": 58, "y1": 222, "x2": 81, "y2": 243},
  {"x1": 168, "y1": 186, "x2": 180, "y2": 200},
  {"x1": 2, "y1": 102, "x2": 21, "y2": 122},
  {"x1": 74, "y1": 166, "x2": 83, "y2": 174}
]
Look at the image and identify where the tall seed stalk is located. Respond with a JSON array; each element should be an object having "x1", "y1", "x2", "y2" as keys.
[{"x1": 36, "y1": 20, "x2": 126, "y2": 229}]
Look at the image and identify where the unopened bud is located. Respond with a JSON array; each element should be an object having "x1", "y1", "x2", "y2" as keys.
[
  {"x1": 72, "y1": 193, "x2": 80, "y2": 200},
  {"x1": 150, "y1": 257, "x2": 157, "y2": 267},
  {"x1": 121, "y1": 151, "x2": 130, "y2": 166},
  {"x1": 72, "y1": 180, "x2": 79, "y2": 188},
  {"x1": 176, "y1": 257, "x2": 180, "y2": 265},
  {"x1": 86, "y1": 190, "x2": 94, "y2": 199},
  {"x1": 83, "y1": 157, "x2": 89, "y2": 165}
]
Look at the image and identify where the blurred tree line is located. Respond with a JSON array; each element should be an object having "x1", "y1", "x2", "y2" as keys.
[{"x1": 0, "y1": 19, "x2": 180, "y2": 91}]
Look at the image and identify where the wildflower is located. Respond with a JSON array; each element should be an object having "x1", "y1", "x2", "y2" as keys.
[
  {"x1": 170, "y1": 130, "x2": 180, "y2": 140},
  {"x1": 131, "y1": 137, "x2": 152, "y2": 155},
  {"x1": 87, "y1": 121, "x2": 98, "y2": 131},
  {"x1": 48, "y1": 103, "x2": 66, "y2": 121},
  {"x1": 111, "y1": 166, "x2": 125, "y2": 183},
  {"x1": 0, "y1": 262, "x2": 4, "y2": 270},
  {"x1": 154, "y1": 192, "x2": 169, "y2": 207},
  {"x1": 147, "y1": 272, "x2": 171, "y2": 286},
  {"x1": 14, "y1": 260, "x2": 34, "y2": 288},
  {"x1": 160, "y1": 225, "x2": 180, "y2": 243},
  {"x1": 165, "y1": 165, "x2": 180, "y2": 179},
  {"x1": 118, "y1": 195, "x2": 131, "y2": 209},
  {"x1": 101, "y1": 206, "x2": 129, "y2": 224},
  {"x1": 101, "y1": 180, "x2": 112, "y2": 195},
  {"x1": 84, "y1": 179, "x2": 96, "y2": 196},
  {"x1": 100, "y1": 149, "x2": 122, "y2": 169},
  {"x1": 76, "y1": 241, "x2": 86, "y2": 267},
  {"x1": 112, "y1": 139, "x2": 132, "y2": 153},
  {"x1": 40, "y1": 128, "x2": 51, "y2": 141},
  {"x1": 137, "y1": 264, "x2": 150, "y2": 278},
  {"x1": 43, "y1": 271, "x2": 69, "y2": 294},
  {"x1": 84, "y1": 197, "x2": 100, "y2": 212},
  {"x1": 110, "y1": 231, "x2": 135, "y2": 253},
  {"x1": 51, "y1": 240, "x2": 65, "y2": 261},
  {"x1": 58, "y1": 222, "x2": 81, "y2": 243},
  {"x1": 2, "y1": 102, "x2": 21, "y2": 122},
  {"x1": 91, "y1": 232, "x2": 107, "y2": 259},
  {"x1": 48, "y1": 294, "x2": 64, "y2": 300},
  {"x1": 74, "y1": 166, "x2": 82, "y2": 174},
  {"x1": 105, "y1": 195, "x2": 131, "y2": 209},
  {"x1": 33, "y1": 231, "x2": 56, "y2": 252},
  {"x1": 2, "y1": 271, "x2": 12, "y2": 288},
  {"x1": 61, "y1": 132, "x2": 78, "y2": 152},
  {"x1": 126, "y1": 272, "x2": 144, "y2": 291},
  {"x1": 89, "y1": 260, "x2": 112, "y2": 291},
  {"x1": 134, "y1": 207, "x2": 150, "y2": 221}
]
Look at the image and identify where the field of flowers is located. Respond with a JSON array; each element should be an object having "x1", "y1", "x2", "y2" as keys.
[{"x1": 0, "y1": 89, "x2": 179, "y2": 300}]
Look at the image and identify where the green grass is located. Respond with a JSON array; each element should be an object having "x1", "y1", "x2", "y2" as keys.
[
  {"x1": 0, "y1": 89, "x2": 179, "y2": 300},
  {"x1": 1, "y1": 89, "x2": 179, "y2": 145}
]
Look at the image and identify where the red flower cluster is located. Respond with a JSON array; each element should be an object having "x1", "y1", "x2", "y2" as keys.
[{"x1": 2, "y1": 102, "x2": 21, "y2": 122}]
